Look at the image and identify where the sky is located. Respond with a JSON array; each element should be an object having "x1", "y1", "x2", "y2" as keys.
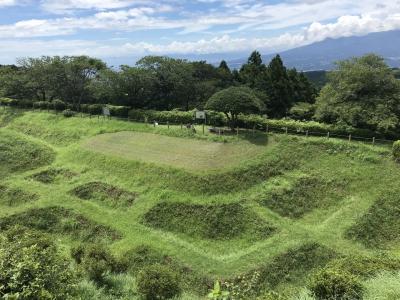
[{"x1": 0, "y1": 0, "x2": 400, "y2": 65}]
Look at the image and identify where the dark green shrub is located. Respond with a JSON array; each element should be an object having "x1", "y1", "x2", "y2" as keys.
[
  {"x1": 7, "y1": 98, "x2": 19, "y2": 107},
  {"x1": 88, "y1": 104, "x2": 103, "y2": 115},
  {"x1": 72, "y1": 244, "x2": 127, "y2": 284},
  {"x1": 33, "y1": 101, "x2": 51, "y2": 110},
  {"x1": 393, "y1": 141, "x2": 400, "y2": 162},
  {"x1": 107, "y1": 105, "x2": 130, "y2": 117},
  {"x1": 62, "y1": 109, "x2": 75, "y2": 118},
  {"x1": 80, "y1": 103, "x2": 90, "y2": 113},
  {"x1": 16, "y1": 99, "x2": 34, "y2": 109},
  {"x1": 52, "y1": 99, "x2": 66, "y2": 111},
  {"x1": 137, "y1": 264, "x2": 182, "y2": 300},
  {"x1": 0, "y1": 97, "x2": 14, "y2": 106},
  {"x1": 308, "y1": 268, "x2": 364, "y2": 300},
  {"x1": 0, "y1": 228, "x2": 77, "y2": 299},
  {"x1": 289, "y1": 102, "x2": 315, "y2": 120}
]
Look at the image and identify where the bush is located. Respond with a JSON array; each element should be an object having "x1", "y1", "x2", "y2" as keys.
[
  {"x1": 393, "y1": 141, "x2": 400, "y2": 162},
  {"x1": 137, "y1": 264, "x2": 182, "y2": 300},
  {"x1": 33, "y1": 101, "x2": 51, "y2": 110},
  {"x1": 52, "y1": 99, "x2": 66, "y2": 111},
  {"x1": 63, "y1": 109, "x2": 75, "y2": 118},
  {"x1": 0, "y1": 97, "x2": 14, "y2": 106},
  {"x1": 107, "y1": 105, "x2": 130, "y2": 118},
  {"x1": 88, "y1": 104, "x2": 103, "y2": 115},
  {"x1": 0, "y1": 227, "x2": 77, "y2": 299},
  {"x1": 308, "y1": 268, "x2": 364, "y2": 300},
  {"x1": 72, "y1": 244, "x2": 126, "y2": 285}
]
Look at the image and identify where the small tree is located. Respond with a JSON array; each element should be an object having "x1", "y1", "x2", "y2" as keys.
[{"x1": 205, "y1": 86, "x2": 264, "y2": 130}]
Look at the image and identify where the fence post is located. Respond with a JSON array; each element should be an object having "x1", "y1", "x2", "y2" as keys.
[
  {"x1": 266, "y1": 124, "x2": 269, "y2": 133},
  {"x1": 285, "y1": 127, "x2": 288, "y2": 135},
  {"x1": 349, "y1": 134, "x2": 352, "y2": 142},
  {"x1": 327, "y1": 132, "x2": 330, "y2": 139},
  {"x1": 237, "y1": 127, "x2": 239, "y2": 136},
  {"x1": 167, "y1": 121, "x2": 169, "y2": 129},
  {"x1": 202, "y1": 123, "x2": 205, "y2": 135},
  {"x1": 306, "y1": 130, "x2": 309, "y2": 138},
  {"x1": 180, "y1": 124, "x2": 183, "y2": 130},
  {"x1": 252, "y1": 125, "x2": 255, "y2": 135},
  {"x1": 372, "y1": 137, "x2": 375, "y2": 145}
]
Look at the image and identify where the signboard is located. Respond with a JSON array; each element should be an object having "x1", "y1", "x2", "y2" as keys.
[
  {"x1": 195, "y1": 111, "x2": 206, "y2": 120},
  {"x1": 103, "y1": 107, "x2": 110, "y2": 116}
]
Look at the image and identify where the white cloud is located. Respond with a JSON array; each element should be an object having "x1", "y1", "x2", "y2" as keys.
[
  {"x1": 40, "y1": 0, "x2": 139, "y2": 14},
  {"x1": 0, "y1": 0, "x2": 17, "y2": 7}
]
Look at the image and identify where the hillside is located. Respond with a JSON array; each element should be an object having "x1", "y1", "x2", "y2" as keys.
[
  {"x1": 229, "y1": 30, "x2": 400, "y2": 71},
  {"x1": 1, "y1": 108, "x2": 400, "y2": 299}
]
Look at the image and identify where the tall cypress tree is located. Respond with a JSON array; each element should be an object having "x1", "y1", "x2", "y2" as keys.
[
  {"x1": 239, "y1": 51, "x2": 266, "y2": 89},
  {"x1": 266, "y1": 55, "x2": 294, "y2": 118}
]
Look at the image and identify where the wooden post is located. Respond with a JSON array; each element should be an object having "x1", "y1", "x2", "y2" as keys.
[
  {"x1": 349, "y1": 134, "x2": 352, "y2": 142},
  {"x1": 167, "y1": 121, "x2": 170, "y2": 129},
  {"x1": 266, "y1": 124, "x2": 269, "y2": 133},
  {"x1": 252, "y1": 125, "x2": 255, "y2": 135},
  {"x1": 372, "y1": 137, "x2": 375, "y2": 145},
  {"x1": 202, "y1": 122, "x2": 205, "y2": 135},
  {"x1": 285, "y1": 127, "x2": 288, "y2": 135},
  {"x1": 327, "y1": 132, "x2": 330, "y2": 139},
  {"x1": 218, "y1": 129, "x2": 221, "y2": 136},
  {"x1": 236, "y1": 127, "x2": 239, "y2": 136},
  {"x1": 306, "y1": 130, "x2": 309, "y2": 138},
  {"x1": 180, "y1": 124, "x2": 183, "y2": 130}
]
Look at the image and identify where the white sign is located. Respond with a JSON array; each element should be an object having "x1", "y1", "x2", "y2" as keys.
[
  {"x1": 195, "y1": 111, "x2": 206, "y2": 120},
  {"x1": 103, "y1": 107, "x2": 110, "y2": 116}
]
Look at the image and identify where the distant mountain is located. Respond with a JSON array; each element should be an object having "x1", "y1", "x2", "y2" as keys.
[{"x1": 229, "y1": 30, "x2": 400, "y2": 71}]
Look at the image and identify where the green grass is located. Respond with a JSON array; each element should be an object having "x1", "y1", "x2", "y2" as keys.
[
  {"x1": 0, "y1": 184, "x2": 38, "y2": 206},
  {"x1": 0, "y1": 108, "x2": 400, "y2": 298},
  {"x1": 83, "y1": 131, "x2": 268, "y2": 172},
  {"x1": 346, "y1": 191, "x2": 400, "y2": 249},
  {"x1": 0, "y1": 129, "x2": 55, "y2": 176},
  {"x1": 142, "y1": 202, "x2": 276, "y2": 240}
]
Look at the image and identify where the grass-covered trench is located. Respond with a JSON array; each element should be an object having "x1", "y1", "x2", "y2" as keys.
[{"x1": 1, "y1": 108, "x2": 400, "y2": 299}]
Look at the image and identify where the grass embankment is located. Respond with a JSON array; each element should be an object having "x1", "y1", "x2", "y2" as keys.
[{"x1": 0, "y1": 109, "x2": 399, "y2": 299}]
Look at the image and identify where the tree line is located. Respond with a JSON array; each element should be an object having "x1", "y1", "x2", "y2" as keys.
[
  {"x1": 0, "y1": 51, "x2": 316, "y2": 119},
  {"x1": 1, "y1": 52, "x2": 400, "y2": 135}
]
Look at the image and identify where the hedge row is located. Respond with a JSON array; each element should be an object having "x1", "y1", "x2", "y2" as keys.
[
  {"x1": 0, "y1": 98, "x2": 130, "y2": 118},
  {"x1": 0, "y1": 98, "x2": 395, "y2": 139},
  {"x1": 128, "y1": 109, "x2": 382, "y2": 139}
]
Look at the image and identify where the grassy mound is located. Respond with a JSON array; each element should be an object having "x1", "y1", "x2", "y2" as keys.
[
  {"x1": 346, "y1": 192, "x2": 400, "y2": 248},
  {"x1": 0, "y1": 130, "x2": 55, "y2": 175},
  {"x1": 261, "y1": 174, "x2": 347, "y2": 218},
  {"x1": 121, "y1": 245, "x2": 211, "y2": 294},
  {"x1": 0, "y1": 185, "x2": 39, "y2": 207},
  {"x1": 31, "y1": 168, "x2": 78, "y2": 184},
  {"x1": 0, "y1": 207, "x2": 121, "y2": 242},
  {"x1": 70, "y1": 182, "x2": 137, "y2": 207},
  {"x1": 142, "y1": 202, "x2": 276, "y2": 240},
  {"x1": 256, "y1": 243, "x2": 337, "y2": 289}
]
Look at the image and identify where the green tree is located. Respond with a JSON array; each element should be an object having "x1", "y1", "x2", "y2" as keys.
[
  {"x1": 205, "y1": 86, "x2": 264, "y2": 130},
  {"x1": 265, "y1": 55, "x2": 294, "y2": 118},
  {"x1": 239, "y1": 51, "x2": 267, "y2": 89},
  {"x1": 315, "y1": 54, "x2": 400, "y2": 133}
]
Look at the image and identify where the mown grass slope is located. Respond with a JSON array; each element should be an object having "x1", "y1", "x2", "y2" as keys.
[{"x1": 0, "y1": 109, "x2": 399, "y2": 299}]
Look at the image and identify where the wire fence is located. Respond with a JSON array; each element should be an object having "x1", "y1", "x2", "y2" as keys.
[{"x1": 1, "y1": 105, "x2": 397, "y2": 146}]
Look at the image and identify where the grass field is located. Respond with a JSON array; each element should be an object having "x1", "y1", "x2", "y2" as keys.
[
  {"x1": 83, "y1": 131, "x2": 268, "y2": 172},
  {"x1": 1, "y1": 108, "x2": 400, "y2": 299}
]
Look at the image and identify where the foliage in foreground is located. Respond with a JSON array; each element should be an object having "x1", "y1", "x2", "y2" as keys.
[
  {"x1": 393, "y1": 140, "x2": 400, "y2": 161},
  {"x1": 0, "y1": 227, "x2": 77, "y2": 299},
  {"x1": 137, "y1": 264, "x2": 182, "y2": 300},
  {"x1": 308, "y1": 269, "x2": 363, "y2": 300}
]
